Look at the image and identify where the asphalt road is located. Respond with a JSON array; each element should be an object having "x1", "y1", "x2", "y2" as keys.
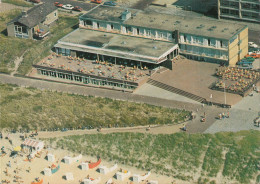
[{"x1": 41, "y1": 0, "x2": 98, "y2": 11}]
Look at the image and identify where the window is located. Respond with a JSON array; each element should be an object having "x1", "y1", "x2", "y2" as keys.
[
  {"x1": 54, "y1": 12, "x2": 57, "y2": 17},
  {"x1": 184, "y1": 35, "x2": 187, "y2": 42},
  {"x1": 111, "y1": 24, "x2": 114, "y2": 29},
  {"x1": 220, "y1": 41, "x2": 223, "y2": 47},
  {"x1": 14, "y1": 25, "x2": 28, "y2": 35},
  {"x1": 208, "y1": 39, "x2": 211, "y2": 46},
  {"x1": 85, "y1": 20, "x2": 92, "y2": 26},
  {"x1": 137, "y1": 28, "x2": 139, "y2": 35}
]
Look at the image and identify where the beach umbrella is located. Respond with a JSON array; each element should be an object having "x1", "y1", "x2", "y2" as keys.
[{"x1": 14, "y1": 146, "x2": 21, "y2": 152}]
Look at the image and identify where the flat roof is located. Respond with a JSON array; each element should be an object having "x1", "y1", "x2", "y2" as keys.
[
  {"x1": 80, "y1": 5, "x2": 139, "y2": 24},
  {"x1": 81, "y1": 6, "x2": 247, "y2": 40},
  {"x1": 125, "y1": 11, "x2": 246, "y2": 40},
  {"x1": 55, "y1": 28, "x2": 178, "y2": 64}
]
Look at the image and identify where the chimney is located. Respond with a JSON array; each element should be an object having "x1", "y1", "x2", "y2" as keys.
[
  {"x1": 22, "y1": 11, "x2": 27, "y2": 17},
  {"x1": 121, "y1": 9, "x2": 131, "y2": 21}
]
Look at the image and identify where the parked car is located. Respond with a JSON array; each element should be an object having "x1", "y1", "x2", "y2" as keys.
[
  {"x1": 249, "y1": 42, "x2": 258, "y2": 48},
  {"x1": 104, "y1": 1, "x2": 117, "y2": 6},
  {"x1": 91, "y1": 0, "x2": 102, "y2": 4},
  {"x1": 54, "y1": 2, "x2": 63, "y2": 7},
  {"x1": 62, "y1": 4, "x2": 74, "y2": 10},
  {"x1": 72, "y1": 6, "x2": 83, "y2": 12}
]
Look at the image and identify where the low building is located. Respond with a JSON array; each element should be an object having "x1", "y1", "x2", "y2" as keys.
[
  {"x1": 78, "y1": 6, "x2": 248, "y2": 66},
  {"x1": 21, "y1": 138, "x2": 44, "y2": 152},
  {"x1": 217, "y1": 0, "x2": 260, "y2": 23},
  {"x1": 7, "y1": 3, "x2": 58, "y2": 39}
]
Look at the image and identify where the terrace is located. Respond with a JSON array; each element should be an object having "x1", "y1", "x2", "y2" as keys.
[{"x1": 31, "y1": 53, "x2": 153, "y2": 91}]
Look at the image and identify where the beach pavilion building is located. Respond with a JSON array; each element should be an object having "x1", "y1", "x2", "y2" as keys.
[{"x1": 54, "y1": 5, "x2": 248, "y2": 67}]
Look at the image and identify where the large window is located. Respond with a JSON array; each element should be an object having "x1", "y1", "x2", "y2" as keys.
[{"x1": 14, "y1": 25, "x2": 28, "y2": 35}]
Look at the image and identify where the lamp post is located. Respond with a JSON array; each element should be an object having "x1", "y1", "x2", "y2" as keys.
[{"x1": 224, "y1": 82, "x2": 226, "y2": 105}]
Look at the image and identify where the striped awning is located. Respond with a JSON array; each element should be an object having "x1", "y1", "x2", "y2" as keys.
[{"x1": 22, "y1": 139, "x2": 42, "y2": 148}]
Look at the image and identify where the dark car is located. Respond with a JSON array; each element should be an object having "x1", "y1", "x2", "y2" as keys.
[
  {"x1": 72, "y1": 6, "x2": 83, "y2": 12},
  {"x1": 103, "y1": 1, "x2": 117, "y2": 6}
]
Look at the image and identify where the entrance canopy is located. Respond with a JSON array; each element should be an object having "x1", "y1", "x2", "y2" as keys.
[{"x1": 55, "y1": 28, "x2": 178, "y2": 64}]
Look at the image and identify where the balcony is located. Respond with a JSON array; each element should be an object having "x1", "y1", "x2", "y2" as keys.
[{"x1": 34, "y1": 24, "x2": 50, "y2": 39}]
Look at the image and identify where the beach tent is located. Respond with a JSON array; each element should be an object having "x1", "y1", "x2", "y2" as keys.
[
  {"x1": 83, "y1": 177, "x2": 101, "y2": 184},
  {"x1": 65, "y1": 172, "x2": 74, "y2": 180},
  {"x1": 22, "y1": 139, "x2": 44, "y2": 152},
  {"x1": 63, "y1": 154, "x2": 82, "y2": 164},
  {"x1": 106, "y1": 178, "x2": 113, "y2": 184},
  {"x1": 44, "y1": 168, "x2": 52, "y2": 176},
  {"x1": 63, "y1": 156, "x2": 72, "y2": 164},
  {"x1": 99, "y1": 166, "x2": 108, "y2": 174},
  {"x1": 116, "y1": 171, "x2": 131, "y2": 181},
  {"x1": 47, "y1": 154, "x2": 55, "y2": 162},
  {"x1": 81, "y1": 162, "x2": 89, "y2": 170},
  {"x1": 149, "y1": 180, "x2": 158, "y2": 184},
  {"x1": 133, "y1": 171, "x2": 151, "y2": 182},
  {"x1": 99, "y1": 164, "x2": 117, "y2": 174}
]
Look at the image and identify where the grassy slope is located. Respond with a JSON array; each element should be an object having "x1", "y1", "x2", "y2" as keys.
[
  {"x1": 2, "y1": 0, "x2": 33, "y2": 7},
  {"x1": 17, "y1": 15, "x2": 78, "y2": 75},
  {"x1": 0, "y1": 9, "x2": 35, "y2": 73},
  {"x1": 0, "y1": 83, "x2": 190, "y2": 130},
  {"x1": 0, "y1": 9, "x2": 78, "y2": 74},
  {"x1": 46, "y1": 131, "x2": 259, "y2": 184}
]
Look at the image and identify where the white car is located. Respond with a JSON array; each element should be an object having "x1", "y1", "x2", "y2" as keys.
[{"x1": 62, "y1": 4, "x2": 74, "y2": 10}]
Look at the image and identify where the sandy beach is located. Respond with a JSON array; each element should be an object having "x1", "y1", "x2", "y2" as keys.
[{"x1": 0, "y1": 131, "x2": 189, "y2": 184}]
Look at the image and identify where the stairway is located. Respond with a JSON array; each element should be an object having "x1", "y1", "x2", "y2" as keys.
[{"x1": 147, "y1": 78, "x2": 206, "y2": 103}]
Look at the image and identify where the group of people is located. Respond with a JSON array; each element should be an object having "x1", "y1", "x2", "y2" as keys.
[{"x1": 218, "y1": 112, "x2": 229, "y2": 120}]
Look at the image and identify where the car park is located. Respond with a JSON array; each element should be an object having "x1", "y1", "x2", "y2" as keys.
[{"x1": 62, "y1": 4, "x2": 74, "y2": 10}]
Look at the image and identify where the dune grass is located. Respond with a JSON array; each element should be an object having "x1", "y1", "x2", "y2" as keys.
[
  {"x1": 0, "y1": 83, "x2": 190, "y2": 130},
  {"x1": 45, "y1": 130, "x2": 259, "y2": 184},
  {"x1": 2, "y1": 0, "x2": 33, "y2": 7},
  {"x1": 0, "y1": 9, "x2": 35, "y2": 74}
]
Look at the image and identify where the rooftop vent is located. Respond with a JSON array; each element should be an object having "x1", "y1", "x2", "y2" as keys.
[
  {"x1": 153, "y1": 46, "x2": 157, "y2": 49},
  {"x1": 212, "y1": 26, "x2": 217, "y2": 29},
  {"x1": 121, "y1": 41, "x2": 126, "y2": 45},
  {"x1": 121, "y1": 9, "x2": 131, "y2": 21},
  {"x1": 185, "y1": 25, "x2": 188, "y2": 27},
  {"x1": 224, "y1": 28, "x2": 229, "y2": 30},
  {"x1": 21, "y1": 11, "x2": 27, "y2": 17},
  {"x1": 208, "y1": 28, "x2": 213, "y2": 31},
  {"x1": 104, "y1": 34, "x2": 107, "y2": 37}
]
